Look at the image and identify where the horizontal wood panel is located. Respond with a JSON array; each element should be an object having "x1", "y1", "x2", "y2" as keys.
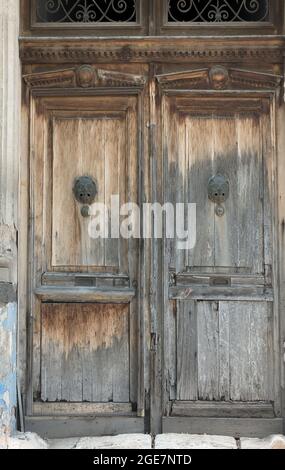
[
  {"x1": 169, "y1": 286, "x2": 273, "y2": 301},
  {"x1": 33, "y1": 402, "x2": 133, "y2": 416},
  {"x1": 162, "y1": 417, "x2": 283, "y2": 438},
  {"x1": 171, "y1": 401, "x2": 275, "y2": 418},
  {"x1": 35, "y1": 286, "x2": 135, "y2": 303},
  {"x1": 42, "y1": 272, "x2": 130, "y2": 287},
  {"x1": 25, "y1": 416, "x2": 144, "y2": 439}
]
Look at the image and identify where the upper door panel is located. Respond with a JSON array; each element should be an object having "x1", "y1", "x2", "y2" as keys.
[
  {"x1": 164, "y1": 96, "x2": 266, "y2": 276},
  {"x1": 32, "y1": 95, "x2": 138, "y2": 277}
]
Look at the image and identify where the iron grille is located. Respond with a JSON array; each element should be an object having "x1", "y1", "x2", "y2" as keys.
[
  {"x1": 168, "y1": 0, "x2": 269, "y2": 23},
  {"x1": 36, "y1": 0, "x2": 137, "y2": 23}
]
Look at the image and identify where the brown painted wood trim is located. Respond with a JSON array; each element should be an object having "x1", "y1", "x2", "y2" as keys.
[
  {"x1": 35, "y1": 286, "x2": 136, "y2": 303},
  {"x1": 25, "y1": 416, "x2": 145, "y2": 439},
  {"x1": 162, "y1": 417, "x2": 283, "y2": 438},
  {"x1": 19, "y1": 37, "x2": 285, "y2": 65},
  {"x1": 23, "y1": 66, "x2": 146, "y2": 89},
  {"x1": 156, "y1": 67, "x2": 282, "y2": 91}
]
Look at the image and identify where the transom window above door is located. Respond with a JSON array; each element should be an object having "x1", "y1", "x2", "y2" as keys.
[
  {"x1": 35, "y1": 0, "x2": 137, "y2": 23},
  {"x1": 23, "y1": 0, "x2": 282, "y2": 35},
  {"x1": 168, "y1": 0, "x2": 269, "y2": 23}
]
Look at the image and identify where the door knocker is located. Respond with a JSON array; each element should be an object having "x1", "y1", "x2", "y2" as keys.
[
  {"x1": 208, "y1": 174, "x2": 229, "y2": 217},
  {"x1": 73, "y1": 176, "x2": 97, "y2": 218}
]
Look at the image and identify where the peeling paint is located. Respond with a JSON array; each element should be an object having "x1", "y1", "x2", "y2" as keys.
[{"x1": 0, "y1": 303, "x2": 17, "y2": 436}]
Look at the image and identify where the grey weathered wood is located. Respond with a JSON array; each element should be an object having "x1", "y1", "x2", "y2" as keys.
[
  {"x1": 176, "y1": 273, "x2": 265, "y2": 286},
  {"x1": 197, "y1": 301, "x2": 219, "y2": 400},
  {"x1": 33, "y1": 402, "x2": 132, "y2": 416},
  {"x1": 171, "y1": 401, "x2": 275, "y2": 418},
  {"x1": 174, "y1": 301, "x2": 273, "y2": 404},
  {"x1": 187, "y1": 116, "x2": 215, "y2": 270},
  {"x1": 25, "y1": 416, "x2": 144, "y2": 439},
  {"x1": 176, "y1": 301, "x2": 198, "y2": 401},
  {"x1": 228, "y1": 302, "x2": 272, "y2": 402},
  {"x1": 218, "y1": 302, "x2": 230, "y2": 401},
  {"x1": 35, "y1": 286, "x2": 135, "y2": 303},
  {"x1": 169, "y1": 286, "x2": 273, "y2": 301},
  {"x1": 41, "y1": 303, "x2": 130, "y2": 403},
  {"x1": 162, "y1": 417, "x2": 283, "y2": 438}
]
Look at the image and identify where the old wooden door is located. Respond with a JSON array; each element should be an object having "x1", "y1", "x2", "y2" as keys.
[
  {"x1": 158, "y1": 69, "x2": 282, "y2": 435},
  {"x1": 26, "y1": 70, "x2": 147, "y2": 436},
  {"x1": 23, "y1": 59, "x2": 283, "y2": 437}
]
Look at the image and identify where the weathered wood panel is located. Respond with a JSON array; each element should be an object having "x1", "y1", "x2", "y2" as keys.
[
  {"x1": 165, "y1": 98, "x2": 264, "y2": 275},
  {"x1": 227, "y1": 301, "x2": 272, "y2": 402},
  {"x1": 171, "y1": 401, "x2": 275, "y2": 418},
  {"x1": 176, "y1": 301, "x2": 197, "y2": 401},
  {"x1": 162, "y1": 417, "x2": 283, "y2": 438},
  {"x1": 41, "y1": 303, "x2": 130, "y2": 403},
  {"x1": 197, "y1": 301, "x2": 220, "y2": 400},
  {"x1": 33, "y1": 402, "x2": 132, "y2": 416},
  {"x1": 25, "y1": 416, "x2": 145, "y2": 439},
  {"x1": 175, "y1": 301, "x2": 273, "y2": 403},
  {"x1": 52, "y1": 115, "x2": 125, "y2": 269}
]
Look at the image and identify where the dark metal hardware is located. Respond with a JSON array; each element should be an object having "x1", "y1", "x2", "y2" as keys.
[
  {"x1": 208, "y1": 174, "x2": 229, "y2": 205},
  {"x1": 73, "y1": 176, "x2": 97, "y2": 217},
  {"x1": 210, "y1": 277, "x2": 231, "y2": 287},
  {"x1": 73, "y1": 176, "x2": 97, "y2": 205},
  {"x1": 208, "y1": 173, "x2": 229, "y2": 217}
]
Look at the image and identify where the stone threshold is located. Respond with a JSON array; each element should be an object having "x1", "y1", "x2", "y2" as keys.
[{"x1": 1, "y1": 432, "x2": 285, "y2": 450}]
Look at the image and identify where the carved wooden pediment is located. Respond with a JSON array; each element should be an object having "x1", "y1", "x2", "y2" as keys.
[
  {"x1": 156, "y1": 66, "x2": 282, "y2": 91},
  {"x1": 23, "y1": 65, "x2": 146, "y2": 89}
]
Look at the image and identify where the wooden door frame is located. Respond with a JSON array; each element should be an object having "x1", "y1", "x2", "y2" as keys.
[{"x1": 19, "y1": 37, "x2": 285, "y2": 437}]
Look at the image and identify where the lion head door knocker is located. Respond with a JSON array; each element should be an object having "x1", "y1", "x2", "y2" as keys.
[
  {"x1": 73, "y1": 176, "x2": 97, "y2": 218},
  {"x1": 208, "y1": 174, "x2": 229, "y2": 217}
]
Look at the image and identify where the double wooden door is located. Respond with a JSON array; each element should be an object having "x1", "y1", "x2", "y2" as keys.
[{"x1": 25, "y1": 64, "x2": 282, "y2": 437}]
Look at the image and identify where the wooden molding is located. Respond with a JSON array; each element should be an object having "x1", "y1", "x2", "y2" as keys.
[
  {"x1": 19, "y1": 38, "x2": 285, "y2": 65},
  {"x1": 23, "y1": 65, "x2": 146, "y2": 89},
  {"x1": 156, "y1": 66, "x2": 282, "y2": 91},
  {"x1": 34, "y1": 286, "x2": 136, "y2": 303}
]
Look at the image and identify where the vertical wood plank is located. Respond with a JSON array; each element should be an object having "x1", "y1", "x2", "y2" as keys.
[
  {"x1": 197, "y1": 301, "x2": 219, "y2": 400},
  {"x1": 213, "y1": 116, "x2": 238, "y2": 269},
  {"x1": 187, "y1": 117, "x2": 215, "y2": 270},
  {"x1": 218, "y1": 302, "x2": 230, "y2": 401},
  {"x1": 176, "y1": 300, "x2": 198, "y2": 400},
  {"x1": 104, "y1": 118, "x2": 121, "y2": 268}
]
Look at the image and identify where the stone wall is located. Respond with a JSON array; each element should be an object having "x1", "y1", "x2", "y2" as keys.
[{"x1": 0, "y1": 0, "x2": 20, "y2": 436}]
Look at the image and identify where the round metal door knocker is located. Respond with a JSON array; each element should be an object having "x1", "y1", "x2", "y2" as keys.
[
  {"x1": 208, "y1": 174, "x2": 229, "y2": 217},
  {"x1": 73, "y1": 176, "x2": 97, "y2": 217}
]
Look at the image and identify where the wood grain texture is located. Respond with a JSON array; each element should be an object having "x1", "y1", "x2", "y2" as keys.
[
  {"x1": 25, "y1": 416, "x2": 144, "y2": 439},
  {"x1": 52, "y1": 115, "x2": 124, "y2": 269},
  {"x1": 171, "y1": 401, "x2": 275, "y2": 418},
  {"x1": 33, "y1": 402, "x2": 133, "y2": 416},
  {"x1": 175, "y1": 301, "x2": 273, "y2": 403},
  {"x1": 162, "y1": 417, "x2": 283, "y2": 438},
  {"x1": 166, "y1": 102, "x2": 264, "y2": 275},
  {"x1": 41, "y1": 303, "x2": 130, "y2": 403}
]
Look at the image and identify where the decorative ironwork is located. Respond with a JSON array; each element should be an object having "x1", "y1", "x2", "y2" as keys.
[
  {"x1": 36, "y1": 0, "x2": 137, "y2": 23},
  {"x1": 168, "y1": 0, "x2": 269, "y2": 22}
]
